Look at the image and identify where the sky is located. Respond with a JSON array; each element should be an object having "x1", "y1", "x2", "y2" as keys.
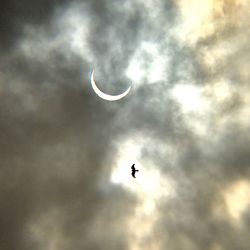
[{"x1": 0, "y1": 0, "x2": 250, "y2": 249}]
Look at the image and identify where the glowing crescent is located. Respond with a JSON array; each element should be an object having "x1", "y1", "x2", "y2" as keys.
[{"x1": 90, "y1": 70, "x2": 131, "y2": 101}]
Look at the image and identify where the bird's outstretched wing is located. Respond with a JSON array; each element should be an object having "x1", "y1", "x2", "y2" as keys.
[
  {"x1": 131, "y1": 164, "x2": 137, "y2": 178},
  {"x1": 131, "y1": 164, "x2": 135, "y2": 171}
]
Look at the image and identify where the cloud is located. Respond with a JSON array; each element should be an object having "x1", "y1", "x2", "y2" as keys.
[{"x1": 0, "y1": 0, "x2": 250, "y2": 249}]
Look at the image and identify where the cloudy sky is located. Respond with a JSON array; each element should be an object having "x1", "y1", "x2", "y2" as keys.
[{"x1": 1, "y1": 0, "x2": 250, "y2": 249}]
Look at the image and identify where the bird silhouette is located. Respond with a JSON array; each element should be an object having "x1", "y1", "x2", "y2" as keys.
[{"x1": 131, "y1": 164, "x2": 139, "y2": 178}]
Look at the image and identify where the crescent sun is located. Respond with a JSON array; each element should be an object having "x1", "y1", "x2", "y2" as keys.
[{"x1": 90, "y1": 70, "x2": 131, "y2": 101}]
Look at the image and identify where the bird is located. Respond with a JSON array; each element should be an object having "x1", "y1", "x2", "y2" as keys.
[{"x1": 131, "y1": 164, "x2": 139, "y2": 178}]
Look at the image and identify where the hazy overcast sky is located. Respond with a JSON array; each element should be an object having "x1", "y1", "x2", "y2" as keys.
[{"x1": 1, "y1": 0, "x2": 250, "y2": 249}]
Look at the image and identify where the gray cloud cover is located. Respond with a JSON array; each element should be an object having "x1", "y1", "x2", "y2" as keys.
[{"x1": 1, "y1": 0, "x2": 250, "y2": 249}]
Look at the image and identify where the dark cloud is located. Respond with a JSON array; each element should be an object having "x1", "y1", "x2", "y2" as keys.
[{"x1": 0, "y1": 0, "x2": 71, "y2": 51}]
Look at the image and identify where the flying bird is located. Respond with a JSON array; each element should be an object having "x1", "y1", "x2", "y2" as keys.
[{"x1": 131, "y1": 164, "x2": 139, "y2": 178}]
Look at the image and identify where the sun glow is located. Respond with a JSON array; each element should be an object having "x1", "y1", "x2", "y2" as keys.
[
  {"x1": 171, "y1": 84, "x2": 209, "y2": 113},
  {"x1": 110, "y1": 138, "x2": 173, "y2": 198},
  {"x1": 126, "y1": 42, "x2": 167, "y2": 85},
  {"x1": 110, "y1": 137, "x2": 175, "y2": 250},
  {"x1": 223, "y1": 180, "x2": 250, "y2": 221}
]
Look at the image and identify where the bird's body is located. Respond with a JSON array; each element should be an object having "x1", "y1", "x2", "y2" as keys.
[{"x1": 131, "y1": 164, "x2": 139, "y2": 178}]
